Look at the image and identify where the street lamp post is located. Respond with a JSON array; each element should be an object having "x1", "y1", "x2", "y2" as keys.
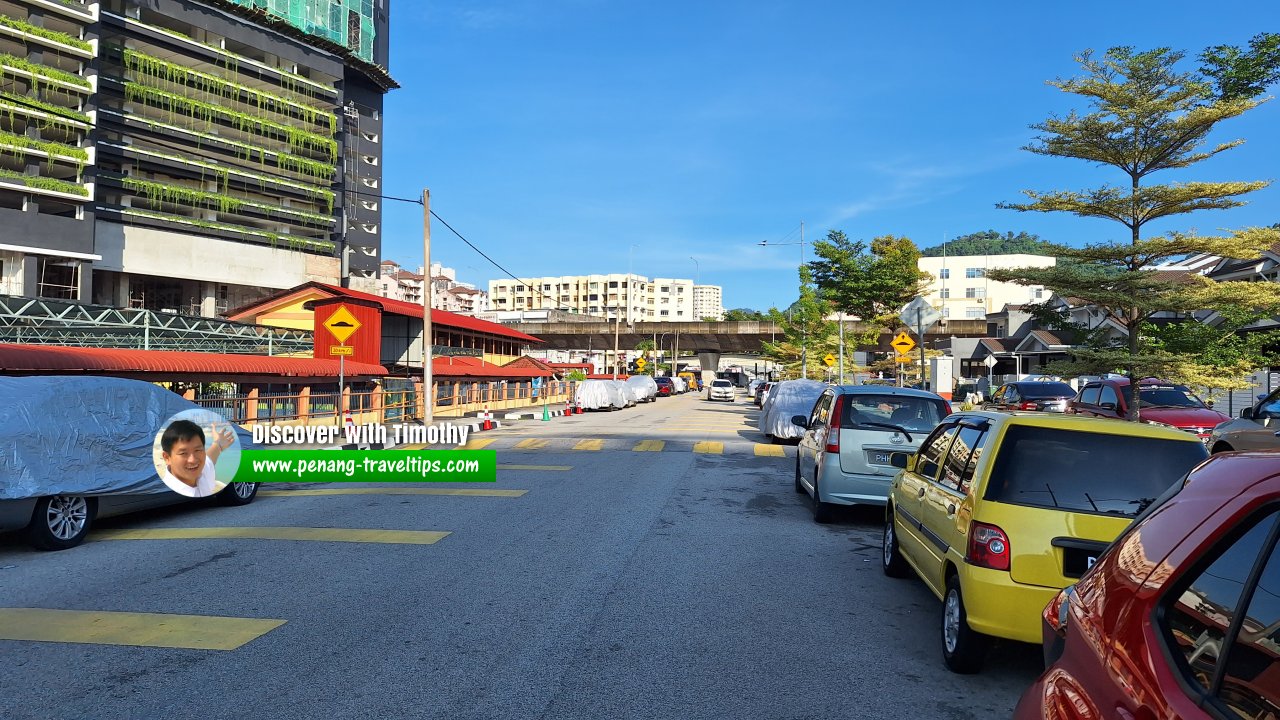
[{"x1": 759, "y1": 222, "x2": 809, "y2": 379}]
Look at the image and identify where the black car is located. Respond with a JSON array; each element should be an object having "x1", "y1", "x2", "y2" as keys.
[{"x1": 983, "y1": 380, "x2": 1077, "y2": 413}]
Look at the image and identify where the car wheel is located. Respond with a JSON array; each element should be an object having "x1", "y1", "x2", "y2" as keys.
[
  {"x1": 812, "y1": 476, "x2": 835, "y2": 524},
  {"x1": 794, "y1": 455, "x2": 805, "y2": 494},
  {"x1": 25, "y1": 495, "x2": 96, "y2": 551},
  {"x1": 219, "y1": 482, "x2": 259, "y2": 506},
  {"x1": 882, "y1": 510, "x2": 910, "y2": 578},
  {"x1": 942, "y1": 574, "x2": 989, "y2": 674}
]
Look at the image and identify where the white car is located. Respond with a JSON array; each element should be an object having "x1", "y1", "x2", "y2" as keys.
[
  {"x1": 624, "y1": 375, "x2": 659, "y2": 403},
  {"x1": 575, "y1": 379, "x2": 627, "y2": 410},
  {"x1": 707, "y1": 379, "x2": 735, "y2": 402},
  {"x1": 672, "y1": 377, "x2": 688, "y2": 394},
  {"x1": 610, "y1": 380, "x2": 639, "y2": 407}
]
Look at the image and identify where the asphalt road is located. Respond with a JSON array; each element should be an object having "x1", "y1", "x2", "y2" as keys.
[{"x1": 0, "y1": 389, "x2": 1043, "y2": 719}]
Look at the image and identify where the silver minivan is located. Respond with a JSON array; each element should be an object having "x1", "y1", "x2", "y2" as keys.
[{"x1": 792, "y1": 386, "x2": 951, "y2": 523}]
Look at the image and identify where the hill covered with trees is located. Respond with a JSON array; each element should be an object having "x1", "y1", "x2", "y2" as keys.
[{"x1": 919, "y1": 230, "x2": 1053, "y2": 257}]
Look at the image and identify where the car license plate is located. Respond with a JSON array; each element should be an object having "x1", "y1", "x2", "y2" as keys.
[
  {"x1": 867, "y1": 450, "x2": 892, "y2": 465},
  {"x1": 1062, "y1": 547, "x2": 1103, "y2": 578}
]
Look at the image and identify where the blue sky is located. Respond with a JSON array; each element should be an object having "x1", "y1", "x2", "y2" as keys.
[{"x1": 379, "y1": 1, "x2": 1278, "y2": 311}]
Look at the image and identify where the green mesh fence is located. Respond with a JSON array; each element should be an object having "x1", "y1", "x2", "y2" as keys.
[{"x1": 226, "y1": 0, "x2": 376, "y2": 63}]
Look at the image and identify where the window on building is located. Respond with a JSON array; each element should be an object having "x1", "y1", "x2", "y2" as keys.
[
  {"x1": 942, "y1": 307, "x2": 950, "y2": 318},
  {"x1": 939, "y1": 288, "x2": 950, "y2": 299},
  {"x1": 660, "y1": 286, "x2": 670, "y2": 293},
  {"x1": 516, "y1": 285, "x2": 526, "y2": 292},
  {"x1": 966, "y1": 267, "x2": 985, "y2": 278},
  {"x1": 37, "y1": 258, "x2": 79, "y2": 300},
  {"x1": 543, "y1": 284, "x2": 551, "y2": 290},
  {"x1": 938, "y1": 268, "x2": 950, "y2": 279},
  {"x1": 660, "y1": 310, "x2": 669, "y2": 317},
  {"x1": 966, "y1": 308, "x2": 985, "y2": 319},
  {"x1": 1035, "y1": 288, "x2": 1044, "y2": 299},
  {"x1": 609, "y1": 281, "x2": 618, "y2": 288},
  {"x1": 965, "y1": 287, "x2": 986, "y2": 299}
]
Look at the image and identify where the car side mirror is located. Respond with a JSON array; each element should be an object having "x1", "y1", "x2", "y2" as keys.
[
  {"x1": 1242, "y1": 407, "x2": 1254, "y2": 420},
  {"x1": 791, "y1": 415, "x2": 809, "y2": 429},
  {"x1": 1100, "y1": 402, "x2": 1117, "y2": 411},
  {"x1": 889, "y1": 452, "x2": 910, "y2": 469}
]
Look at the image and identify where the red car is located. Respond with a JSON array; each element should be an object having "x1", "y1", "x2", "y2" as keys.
[
  {"x1": 1071, "y1": 377, "x2": 1229, "y2": 443},
  {"x1": 1013, "y1": 452, "x2": 1280, "y2": 720},
  {"x1": 653, "y1": 377, "x2": 675, "y2": 396}
]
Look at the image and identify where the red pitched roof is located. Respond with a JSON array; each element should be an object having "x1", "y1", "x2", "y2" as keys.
[
  {"x1": 433, "y1": 356, "x2": 552, "y2": 378},
  {"x1": 227, "y1": 282, "x2": 542, "y2": 344},
  {"x1": 0, "y1": 344, "x2": 387, "y2": 377}
]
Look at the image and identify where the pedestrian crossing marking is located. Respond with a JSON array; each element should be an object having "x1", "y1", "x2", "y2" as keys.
[
  {"x1": 462, "y1": 438, "x2": 495, "y2": 450},
  {"x1": 514, "y1": 438, "x2": 549, "y2": 449},
  {"x1": 693, "y1": 441, "x2": 724, "y2": 454},
  {"x1": 633, "y1": 440, "x2": 665, "y2": 452},
  {"x1": 573, "y1": 439, "x2": 604, "y2": 451},
  {"x1": 754, "y1": 444, "x2": 786, "y2": 457}
]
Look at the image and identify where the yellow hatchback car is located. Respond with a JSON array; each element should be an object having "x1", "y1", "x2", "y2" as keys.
[{"x1": 882, "y1": 411, "x2": 1209, "y2": 674}]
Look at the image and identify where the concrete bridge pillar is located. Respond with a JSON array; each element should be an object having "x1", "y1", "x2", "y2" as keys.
[{"x1": 697, "y1": 351, "x2": 720, "y2": 385}]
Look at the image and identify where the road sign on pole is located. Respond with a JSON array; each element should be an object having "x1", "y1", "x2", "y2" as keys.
[
  {"x1": 323, "y1": 305, "x2": 361, "y2": 344},
  {"x1": 891, "y1": 332, "x2": 916, "y2": 356},
  {"x1": 823, "y1": 353, "x2": 836, "y2": 367},
  {"x1": 899, "y1": 297, "x2": 942, "y2": 334}
]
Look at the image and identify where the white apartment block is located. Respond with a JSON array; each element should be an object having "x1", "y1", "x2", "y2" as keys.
[
  {"x1": 918, "y1": 254, "x2": 1056, "y2": 319},
  {"x1": 488, "y1": 274, "x2": 698, "y2": 322},
  {"x1": 693, "y1": 285, "x2": 725, "y2": 320},
  {"x1": 380, "y1": 260, "x2": 489, "y2": 314}
]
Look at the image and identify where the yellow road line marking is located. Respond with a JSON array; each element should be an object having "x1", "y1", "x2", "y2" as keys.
[
  {"x1": 259, "y1": 488, "x2": 526, "y2": 497},
  {"x1": 94, "y1": 527, "x2": 450, "y2": 544},
  {"x1": 462, "y1": 438, "x2": 495, "y2": 450},
  {"x1": 514, "y1": 438, "x2": 549, "y2": 449},
  {"x1": 754, "y1": 444, "x2": 786, "y2": 457},
  {"x1": 633, "y1": 440, "x2": 665, "y2": 452},
  {"x1": 0, "y1": 608, "x2": 285, "y2": 651},
  {"x1": 693, "y1": 441, "x2": 724, "y2": 454},
  {"x1": 573, "y1": 439, "x2": 604, "y2": 451},
  {"x1": 498, "y1": 464, "x2": 572, "y2": 471}
]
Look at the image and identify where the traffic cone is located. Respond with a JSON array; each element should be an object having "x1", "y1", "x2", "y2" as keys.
[
  {"x1": 542, "y1": 402, "x2": 551, "y2": 422},
  {"x1": 482, "y1": 406, "x2": 491, "y2": 431},
  {"x1": 344, "y1": 409, "x2": 355, "y2": 436}
]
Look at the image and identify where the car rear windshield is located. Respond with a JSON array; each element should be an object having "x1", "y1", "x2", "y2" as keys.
[
  {"x1": 1018, "y1": 382, "x2": 1076, "y2": 399},
  {"x1": 984, "y1": 425, "x2": 1208, "y2": 517},
  {"x1": 1138, "y1": 385, "x2": 1204, "y2": 409},
  {"x1": 841, "y1": 394, "x2": 949, "y2": 434}
]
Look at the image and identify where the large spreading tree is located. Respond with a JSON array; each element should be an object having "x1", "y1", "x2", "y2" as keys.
[
  {"x1": 807, "y1": 231, "x2": 931, "y2": 352},
  {"x1": 760, "y1": 266, "x2": 838, "y2": 379},
  {"x1": 987, "y1": 45, "x2": 1280, "y2": 421}
]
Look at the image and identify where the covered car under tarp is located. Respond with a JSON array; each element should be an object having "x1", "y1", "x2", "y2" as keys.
[
  {"x1": 0, "y1": 376, "x2": 256, "y2": 500},
  {"x1": 625, "y1": 375, "x2": 658, "y2": 402},
  {"x1": 575, "y1": 379, "x2": 627, "y2": 410},
  {"x1": 610, "y1": 380, "x2": 638, "y2": 407},
  {"x1": 759, "y1": 379, "x2": 828, "y2": 440}
]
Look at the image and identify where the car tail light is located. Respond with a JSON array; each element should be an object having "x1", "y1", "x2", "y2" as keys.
[
  {"x1": 967, "y1": 522, "x2": 1011, "y2": 571},
  {"x1": 943, "y1": 401, "x2": 953, "y2": 415},
  {"x1": 1044, "y1": 587, "x2": 1072, "y2": 638},
  {"x1": 1020, "y1": 401, "x2": 1038, "y2": 410},
  {"x1": 824, "y1": 395, "x2": 844, "y2": 454}
]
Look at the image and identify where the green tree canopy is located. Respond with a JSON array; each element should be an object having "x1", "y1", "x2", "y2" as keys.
[
  {"x1": 988, "y1": 45, "x2": 1280, "y2": 420},
  {"x1": 918, "y1": 230, "x2": 1052, "y2": 257},
  {"x1": 723, "y1": 308, "x2": 767, "y2": 321},
  {"x1": 807, "y1": 231, "x2": 931, "y2": 348},
  {"x1": 761, "y1": 267, "x2": 839, "y2": 378}
]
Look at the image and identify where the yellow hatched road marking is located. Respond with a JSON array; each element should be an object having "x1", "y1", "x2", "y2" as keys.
[
  {"x1": 0, "y1": 608, "x2": 285, "y2": 651},
  {"x1": 260, "y1": 488, "x2": 526, "y2": 497},
  {"x1": 693, "y1": 441, "x2": 724, "y2": 454},
  {"x1": 573, "y1": 439, "x2": 604, "y2": 451},
  {"x1": 462, "y1": 438, "x2": 495, "y2": 450},
  {"x1": 633, "y1": 440, "x2": 665, "y2": 452},
  {"x1": 754, "y1": 444, "x2": 786, "y2": 457},
  {"x1": 94, "y1": 527, "x2": 450, "y2": 544},
  {"x1": 514, "y1": 438, "x2": 549, "y2": 449}
]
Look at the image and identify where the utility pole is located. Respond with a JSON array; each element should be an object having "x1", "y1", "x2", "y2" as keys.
[
  {"x1": 422, "y1": 188, "x2": 433, "y2": 425},
  {"x1": 801, "y1": 220, "x2": 807, "y2": 380},
  {"x1": 838, "y1": 315, "x2": 845, "y2": 384}
]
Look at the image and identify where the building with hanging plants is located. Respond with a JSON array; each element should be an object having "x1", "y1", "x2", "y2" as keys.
[{"x1": 0, "y1": 0, "x2": 395, "y2": 318}]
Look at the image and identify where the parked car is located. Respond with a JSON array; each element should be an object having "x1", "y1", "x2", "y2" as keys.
[
  {"x1": 609, "y1": 379, "x2": 638, "y2": 407},
  {"x1": 0, "y1": 376, "x2": 260, "y2": 550},
  {"x1": 756, "y1": 382, "x2": 777, "y2": 408},
  {"x1": 574, "y1": 379, "x2": 627, "y2": 410},
  {"x1": 624, "y1": 374, "x2": 658, "y2": 403},
  {"x1": 671, "y1": 376, "x2": 688, "y2": 394},
  {"x1": 983, "y1": 380, "x2": 1077, "y2": 413},
  {"x1": 1208, "y1": 386, "x2": 1280, "y2": 453},
  {"x1": 1014, "y1": 451, "x2": 1280, "y2": 720},
  {"x1": 707, "y1": 379, "x2": 736, "y2": 402},
  {"x1": 792, "y1": 386, "x2": 950, "y2": 522},
  {"x1": 748, "y1": 379, "x2": 765, "y2": 398},
  {"x1": 679, "y1": 372, "x2": 703, "y2": 391},
  {"x1": 882, "y1": 411, "x2": 1209, "y2": 673},
  {"x1": 1071, "y1": 377, "x2": 1228, "y2": 443},
  {"x1": 759, "y1": 379, "x2": 828, "y2": 442},
  {"x1": 653, "y1": 377, "x2": 675, "y2": 397}
]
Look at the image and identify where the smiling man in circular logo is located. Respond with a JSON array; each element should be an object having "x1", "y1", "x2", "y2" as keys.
[{"x1": 158, "y1": 417, "x2": 237, "y2": 497}]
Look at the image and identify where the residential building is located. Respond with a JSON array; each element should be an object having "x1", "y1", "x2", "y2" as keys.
[
  {"x1": 379, "y1": 260, "x2": 489, "y2": 315},
  {"x1": 488, "y1": 274, "x2": 696, "y2": 322},
  {"x1": 378, "y1": 260, "x2": 422, "y2": 303},
  {"x1": 0, "y1": 0, "x2": 396, "y2": 318},
  {"x1": 693, "y1": 284, "x2": 724, "y2": 320},
  {"x1": 918, "y1": 254, "x2": 1055, "y2": 320}
]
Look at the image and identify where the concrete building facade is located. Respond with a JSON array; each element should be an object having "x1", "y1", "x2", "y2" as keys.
[
  {"x1": 0, "y1": 0, "x2": 396, "y2": 317},
  {"x1": 918, "y1": 254, "x2": 1055, "y2": 320},
  {"x1": 693, "y1": 284, "x2": 724, "y2": 320},
  {"x1": 488, "y1": 273, "x2": 697, "y2": 322}
]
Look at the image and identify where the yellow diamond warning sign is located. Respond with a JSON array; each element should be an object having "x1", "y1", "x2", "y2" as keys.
[
  {"x1": 891, "y1": 331, "x2": 916, "y2": 356},
  {"x1": 323, "y1": 305, "x2": 362, "y2": 345}
]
